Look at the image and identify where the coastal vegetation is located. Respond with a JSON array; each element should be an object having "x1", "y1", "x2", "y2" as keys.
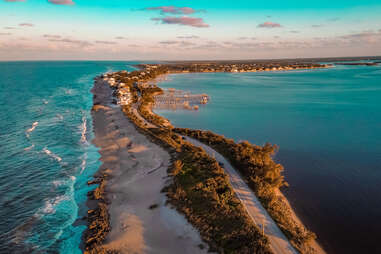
[
  {"x1": 173, "y1": 128, "x2": 317, "y2": 254},
  {"x1": 165, "y1": 140, "x2": 273, "y2": 253},
  {"x1": 120, "y1": 103, "x2": 273, "y2": 253}
]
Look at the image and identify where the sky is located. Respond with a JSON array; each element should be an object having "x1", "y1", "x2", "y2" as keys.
[{"x1": 1, "y1": 0, "x2": 381, "y2": 60}]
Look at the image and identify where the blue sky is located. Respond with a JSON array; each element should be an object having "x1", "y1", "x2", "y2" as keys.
[{"x1": 1, "y1": 0, "x2": 381, "y2": 60}]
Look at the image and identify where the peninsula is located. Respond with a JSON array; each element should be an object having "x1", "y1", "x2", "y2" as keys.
[{"x1": 84, "y1": 61, "x2": 329, "y2": 254}]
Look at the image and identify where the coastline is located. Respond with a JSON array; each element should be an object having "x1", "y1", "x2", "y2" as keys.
[
  {"x1": 84, "y1": 63, "x2": 330, "y2": 253},
  {"x1": 84, "y1": 79, "x2": 209, "y2": 253}
]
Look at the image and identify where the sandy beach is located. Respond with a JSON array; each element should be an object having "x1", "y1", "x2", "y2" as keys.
[{"x1": 90, "y1": 80, "x2": 208, "y2": 253}]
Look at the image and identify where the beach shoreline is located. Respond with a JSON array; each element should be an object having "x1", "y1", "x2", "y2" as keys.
[{"x1": 83, "y1": 79, "x2": 209, "y2": 253}]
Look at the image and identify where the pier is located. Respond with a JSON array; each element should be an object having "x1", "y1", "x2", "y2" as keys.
[{"x1": 153, "y1": 89, "x2": 209, "y2": 110}]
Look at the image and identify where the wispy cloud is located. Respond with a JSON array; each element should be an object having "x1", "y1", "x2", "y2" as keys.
[
  {"x1": 43, "y1": 34, "x2": 61, "y2": 39},
  {"x1": 19, "y1": 23, "x2": 34, "y2": 27},
  {"x1": 151, "y1": 16, "x2": 209, "y2": 28},
  {"x1": 4, "y1": 27, "x2": 17, "y2": 30},
  {"x1": 257, "y1": 22, "x2": 282, "y2": 28},
  {"x1": 48, "y1": 0, "x2": 74, "y2": 5},
  {"x1": 159, "y1": 40, "x2": 196, "y2": 47},
  {"x1": 4, "y1": 0, "x2": 26, "y2": 2},
  {"x1": 0, "y1": 33, "x2": 12, "y2": 35},
  {"x1": 115, "y1": 36, "x2": 127, "y2": 40},
  {"x1": 48, "y1": 38, "x2": 92, "y2": 47},
  {"x1": 289, "y1": 30, "x2": 300, "y2": 33},
  {"x1": 95, "y1": 40, "x2": 117, "y2": 45},
  {"x1": 177, "y1": 35, "x2": 200, "y2": 39},
  {"x1": 145, "y1": 6, "x2": 203, "y2": 15},
  {"x1": 312, "y1": 24, "x2": 323, "y2": 28}
]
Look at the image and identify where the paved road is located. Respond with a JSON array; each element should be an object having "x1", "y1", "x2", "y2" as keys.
[{"x1": 185, "y1": 137, "x2": 299, "y2": 254}]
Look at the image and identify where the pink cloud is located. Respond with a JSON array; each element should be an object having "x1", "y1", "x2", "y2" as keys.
[
  {"x1": 151, "y1": 16, "x2": 209, "y2": 28},
  {"x1": 19, "y1": 23, "x2": 34, "y2": 27},
  {"x1": 258, "y1": 22, "x2": 282, "y2": 28},
  {"x1": 4, "y1": 0, "x2": 26, "y2": 2},
  {"x1": 43, "y1": 34, "x2": 61, "y2": 39},
  {"x1": 146, "y1": 6, "x2": 201, "y2": 15},
  {"x1": 48, "y1": 0, "x2": 74, "y2": 5}
]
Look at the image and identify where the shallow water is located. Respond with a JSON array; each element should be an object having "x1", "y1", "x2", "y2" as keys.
[
  {"x1": 155, "y1": 65, "x2": 381, "y2": 254},
  {"x1": 0, "y1": 61, "x2": 136, "y2": 253}
]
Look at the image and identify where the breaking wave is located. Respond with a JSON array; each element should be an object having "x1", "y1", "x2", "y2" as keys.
[
  {"x1": 25, "y1": 122, "x2": 38, "y2": 138},
  {"x1": 43, "y1": 147, "x2": 62, "y2": 162}
]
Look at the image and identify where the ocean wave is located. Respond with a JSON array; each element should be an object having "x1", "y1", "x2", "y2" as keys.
[
  {"x1": 79, "y1": 154, "x2": 87, "y2": 174},
  {"x1": 25, "y1": 122, "x2": 39, "y2": 138},
  {"x1": 56, "y1": 114, "x2": 64, "y2": 121},
  {"x1": 41, "y1": 176, "x2": 77, "y2": 215},
  {"x1": 42, "y1": 195, "x2": 69, "y2": 214},
  {"x1": 42, "y1": 99, "x2": 49, "y2": 105},
  {"x1": 43, "y1": 147, "x2": 62, "y2": 162},
  {"x1": 80, "y1": 114, "x2": 88, "y2": 144},
  {"x1": 24, "y1": 144, "x2": 35, "y2": 151}
]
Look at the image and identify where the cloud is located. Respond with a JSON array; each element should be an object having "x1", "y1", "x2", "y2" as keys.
[
  {"x1": 145, "y1": 6, "x2": 202, "y2": 15},
  {"x1": 43, "y1": 34, "x2": 61, "y2": 39},
  {"x1": 312, "y1": 24, "x2": 323, "y2": 28},
  {"x1": 257, "y1": 22, "x2": 282, "y2": 28},
  {"x1": 115, "y1": 36, "x2": 127, "y2": 40},
  {"x1": 289, "y1": 30, "x2": 300, "y2": 33},
  {"x1": 159, "y1": 40, "x2": 178, "y2": 45},
  {"x1": 95, "y1": 40, "x2": 117, "y2": 45},
  {"x1": 339, "y1": 31, "x2": 381, "y2": 44},
  {"x1": 151, "y1": 16, "x2": 209, "y2": 28},
  {"x1": 4, "y1": 27, "x2": 17, "y2": 30},
  {"x1": 4, "y1": 0, "x2": 26, "y2": 2},
  {"x1": 177, "y1": 35, "x2": 199, "y2": 39},
  {"x1": 48, "y1": 38, "x2": 92, "y2": 47},
  {"x1": 238, "y1": 37, "x2": 249, "y2": 40},
  {"x1": 19, "y1": 23, "x2": 34, "y2": 27},
  {"x1": 159, "y1": 40, "x2": 196, "y2": 47},
  {"x1": 48, "y1": 0, "x2": 74, "y2": 5},
  {"x1": 0, "y1": 33, "x2": 12, "y2": 35}
]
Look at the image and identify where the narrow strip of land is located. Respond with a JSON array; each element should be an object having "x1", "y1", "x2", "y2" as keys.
[
  {"x1": 184, "y1": 137, "x2": 298, "y2": 254},
  {"x1": 88, "y1": 80, "x2": 208, "y2": 253}
]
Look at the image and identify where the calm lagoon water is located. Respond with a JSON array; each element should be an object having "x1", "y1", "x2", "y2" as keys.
[
  {"x1": 155, "y1": 65, "x2": 381, "y2": 254},
  {"x1": 0, "y1": 61, "x2": 137, "y2": 253}
]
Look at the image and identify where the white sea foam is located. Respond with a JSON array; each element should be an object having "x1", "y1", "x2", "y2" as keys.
[
  {"x1": 25, "y1": 122, "x2": 39, "y2": 138},
  {"x1": 80, "y1": 114, "x2": 87, "y2": 144},
  {"x1": 42, "y1": 99, "x2": 49, "y2": 105},
  {"x1": 24, "y1": 144, "x2": 35, "y2": 151},
  {"x1": 42, "y1": 195, "x2": 69, "y2": 214},
  {"x1": 80, "y1": 154, "x2": 87, "y2": 174},
  {"x1": 43, "y1": 147, "x2": 62, "y2": 162}
]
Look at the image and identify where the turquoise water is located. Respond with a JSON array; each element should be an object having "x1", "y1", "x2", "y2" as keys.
[
  {"x1": 155, "y1": 65, "x2": 381, "y2": 254},
  {"x1": 0, "y1": 61, "x2": 137, "y2": 253}
]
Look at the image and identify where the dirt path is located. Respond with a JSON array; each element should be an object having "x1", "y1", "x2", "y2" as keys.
[{"x1": 184, "y1": 136, "x2": 299, "y2": 254}]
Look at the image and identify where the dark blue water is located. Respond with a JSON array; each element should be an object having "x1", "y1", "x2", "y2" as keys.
[
  {"x1": 0, "y1": 61, "x2": 136, "y2": 253},
  {"x1": 155, "y1": 65, "x2": 381, "y2": 254}
]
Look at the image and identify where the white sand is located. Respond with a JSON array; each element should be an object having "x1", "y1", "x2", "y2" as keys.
[{"x1": 91, "y1": 80, "x2": 208, "y2": 254}]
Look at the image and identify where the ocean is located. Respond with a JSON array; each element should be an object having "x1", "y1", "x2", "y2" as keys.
[
  {"x1": 0, "y1": 61, "x2": 137, "y2": 253},
  {"x1": 154, "y1": 64, "x2": 381, "y2": 254}
]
